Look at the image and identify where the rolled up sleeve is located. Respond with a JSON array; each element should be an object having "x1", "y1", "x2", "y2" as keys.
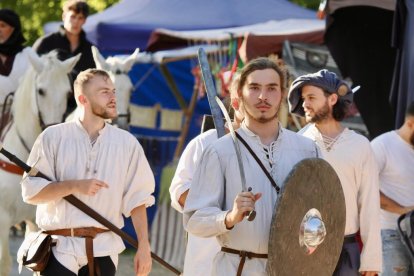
[
  {"x1": 122, "y1": 141, "x2": 155, "y2": 217},
  {"x1": 21, "y1": 132, "x2": 55, "y2": 203}
]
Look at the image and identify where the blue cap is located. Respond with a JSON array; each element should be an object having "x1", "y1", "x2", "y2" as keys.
[{"x1": 288, "y1": 69, "x2": 353, "y2": 117}]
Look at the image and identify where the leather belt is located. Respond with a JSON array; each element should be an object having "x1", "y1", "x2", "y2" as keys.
[
  {"x1": 343, "y1": 233, "x2": 357, "y2": 244},
  {"x1": 221, "y1": 247, "x2": 268, "y2": 276},
  {"x1": 44, "y1": 227, "x2": 109, "y2": 276}
]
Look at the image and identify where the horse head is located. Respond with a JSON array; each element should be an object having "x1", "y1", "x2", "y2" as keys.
[
  {"x1": 10, "y1": 50, "x2": 80, "y2": 150},
  {"x1": 92, "y1": 46, "x2": 140, "y2": 130},
  {"x1": 0, "y1": 51, "x2": 80, "y2": 275},
  {"x1": 27, "y1": 50, "x2": 81, "y2": 129}
]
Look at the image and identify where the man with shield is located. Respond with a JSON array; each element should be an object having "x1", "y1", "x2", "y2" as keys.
[
  {"x1": 184, "y1": 57, "x2": 319, "y2": 275},
  {"x1": 288, "y1": 69, "x2": 382, "y2": 275}
]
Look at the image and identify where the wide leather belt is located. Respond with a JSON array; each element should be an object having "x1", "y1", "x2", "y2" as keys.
[
  {"x1": 44, "y1": 227, "x2": 109, "y2": 276},
  {"x1": 221, "y1": 247, "x2": 268, "y2": 276}
]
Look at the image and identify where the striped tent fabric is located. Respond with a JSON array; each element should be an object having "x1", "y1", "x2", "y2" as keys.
[{"x1": 150, "y1": 202, "x2": 186, "y2": 271}]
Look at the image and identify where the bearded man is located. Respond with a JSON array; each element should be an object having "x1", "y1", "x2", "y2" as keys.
[
  {"x1": 288, "y1": 69, "x2": 382, "y2": 276},
  {"x1": 21, "y1": 69, "x2": 155, "y2": 276}
]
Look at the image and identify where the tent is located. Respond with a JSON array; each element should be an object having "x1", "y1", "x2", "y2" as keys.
[{"x1": 81, "y1": 0, "x2": 323, "y2": 52}]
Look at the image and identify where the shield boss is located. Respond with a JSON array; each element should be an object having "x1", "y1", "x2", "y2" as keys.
[{"x1": 267, "y1": 158, "x2": 346, "y2": 276}]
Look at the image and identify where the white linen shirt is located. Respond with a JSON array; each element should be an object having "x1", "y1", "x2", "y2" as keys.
[
  {"x1": 170, "y1": 129, "x2": 218, "y2": 212},
  {"x1": 371, "y1": 131, "x2": 414, "y2": 230},
  {"x1": 21, "y1": 119, "x2": 155, "y2": 259},
  {"x1": 184, "y1": 123, "x2": 319, "y2": 275},
  {"x1": 300, "y1": 124, "x2": 382, "y2": 272},
  {"x1": 170, "y1": 129, "x2": 220, "y2": 276}
]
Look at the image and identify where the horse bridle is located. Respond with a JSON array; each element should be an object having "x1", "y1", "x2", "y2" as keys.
[{"x1": 113, "y1": 70, "x2": 132, "y2": 123}]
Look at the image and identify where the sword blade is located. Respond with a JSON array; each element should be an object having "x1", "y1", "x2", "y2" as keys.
[
  {"x1": 215, "y1": 96, "x2": 247, "y2": 190},
  {"x1": 215, "y1": 96, "x2": 256, "y2": 221},
  {"x1": 197, "y1": 48, "x2": 226, "y2": 138}
]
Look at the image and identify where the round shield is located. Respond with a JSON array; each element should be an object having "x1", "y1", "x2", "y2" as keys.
[{"x1": 267, "y1": 158, "x2": 346, "y2": 276}]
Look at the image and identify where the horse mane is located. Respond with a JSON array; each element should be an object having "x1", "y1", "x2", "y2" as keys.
[
  {"x1": 12, "y1": 51, "x2": 62, "y2": 118},
  {"x1": 12, "y1": 64, "x2": 36, "y2": 116}
]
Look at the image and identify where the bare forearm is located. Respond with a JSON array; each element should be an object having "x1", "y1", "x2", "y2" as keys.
[
  {"x1": 131, "y1": 205, "x2": 150, "y2": 247},
  {"x1": 380, "y1": 191, "x2": 411, "y2": 215},
  {"x1": 26, "y1": 180, "x2": 78, "y2": 204},
  {"x1": 178, "y1": 190, "x2": 189, "y2": 208},
  {"x1": 26, "y1": 178, "x2": 109, "y2": 205},
  {"x1": 131, "y1": 205, "x2": 152, "y2": 275}
]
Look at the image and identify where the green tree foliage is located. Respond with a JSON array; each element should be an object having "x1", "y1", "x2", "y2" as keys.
[
  {"x1": 291, "y1": 0, "x2": 320, "y2": 10},
  {"x1": 0, "y1": 0, "x2": 119, "y2": 46}
]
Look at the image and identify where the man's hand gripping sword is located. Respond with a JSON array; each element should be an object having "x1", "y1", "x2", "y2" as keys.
[{"x1": 197, "y1": 47, "x2": 256, "y2": 221}]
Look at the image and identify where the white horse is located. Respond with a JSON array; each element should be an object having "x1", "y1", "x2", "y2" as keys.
[
  {"x1": 92, "y1": 46, "x2": 140, "y2": 130},
  {"x1": 66, "y1": 47, "x2": 139, "y2": 130},
  {"x1": 0, "y1": 49, "x2": 80, "y2": 276}
]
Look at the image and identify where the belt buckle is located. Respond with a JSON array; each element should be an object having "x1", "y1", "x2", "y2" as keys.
[
  {"x1": 239, "y1": 250, "x2": 247, "y2": 258},
  {"x1": 71, "y1": 228, "x2": 74, "y2": 237}
]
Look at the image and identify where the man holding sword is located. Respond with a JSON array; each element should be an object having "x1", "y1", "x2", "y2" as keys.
[{"x1": 183, "y1": 57, "x2": 319, "y2": 275}]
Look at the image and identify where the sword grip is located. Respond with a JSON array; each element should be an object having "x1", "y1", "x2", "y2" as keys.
[
  {"x1": 246, "y1": 210, "x2": 256, "y2": 221},
  {"x1": 245, "y1": 187, "x2": 256, "y2": 221}
]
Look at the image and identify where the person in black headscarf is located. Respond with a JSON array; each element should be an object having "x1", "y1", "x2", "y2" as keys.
[{"x1": 0, "y1": 8, "x2": 31, "y2": 129}]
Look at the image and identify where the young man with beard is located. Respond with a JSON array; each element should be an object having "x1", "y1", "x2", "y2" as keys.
[
  {"x1": 183, "y1": 58, "x2": 319, "y2": 275},
  {"x1": 21, "y1": 69, "x2": 154, "y2": 276},
  {"x1": 288, "y1": 69, "x2": 382, "y2": 276},
  {"x1": 371, "y1": 102, "x2": 414, "y2": 275}
]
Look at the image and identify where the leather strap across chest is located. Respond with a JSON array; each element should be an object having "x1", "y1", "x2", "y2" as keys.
[
  {"x1": 44, "y1": 227, "x2": 109, "y2": 276},
  {"x1": 235, "y1": 132, "x2": 280, "y2": 193}
]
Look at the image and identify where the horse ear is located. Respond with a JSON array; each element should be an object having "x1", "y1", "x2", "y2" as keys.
[
  {"x1": 27, "y1": 47, "x2": 44, "y2": 73},
  {"x1": 122, "y1": 48, "x2": 140, "y2": 72},
  {"x1": 61, "y1": 53, "x2": 82, "y2": 73},
  {"x1": 91, "y1": 45, "x2": 110, "y2": 70}
]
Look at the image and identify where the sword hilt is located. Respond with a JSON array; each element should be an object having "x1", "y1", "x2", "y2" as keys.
[{"x1": 245, "y1": 187, "x2": 256, "y2": 221}]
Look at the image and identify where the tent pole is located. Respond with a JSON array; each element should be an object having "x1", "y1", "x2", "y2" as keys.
[
  {"x1": 159, "y1": 64, "x2": 188, "y2": 111},
  {"x1": 174, "y1": 81, "x2": 199, "y2": 159}
]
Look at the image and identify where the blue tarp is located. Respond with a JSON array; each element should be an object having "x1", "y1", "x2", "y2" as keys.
[
  {"x1": 85, "y1": 0, "x2": 318, "y2": 51},
  {"x1": 90, "y1": 0, "x2": 319, "y2": 236}
]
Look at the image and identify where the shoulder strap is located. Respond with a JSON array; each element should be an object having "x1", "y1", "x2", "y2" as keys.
[{"x1": 235, "y1": 132, "x2": 280, "y2": 193}]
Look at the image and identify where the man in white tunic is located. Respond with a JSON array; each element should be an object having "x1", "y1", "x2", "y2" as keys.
[
  {"x1": 371, "y1": 101, "x2": 414, "y2": 275},
  {"x1": 183, "y1": 58, "x2": 319, "y2": 276},
  {"x1": 169, "y1": 74, "x2": 243, "y2": 276},
  {"x1": 288, "y1": 69, "x2": 382, "y2": 276},
  {"x1": 21, "y1": 69, "x2": 155, "y2": 276}
]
